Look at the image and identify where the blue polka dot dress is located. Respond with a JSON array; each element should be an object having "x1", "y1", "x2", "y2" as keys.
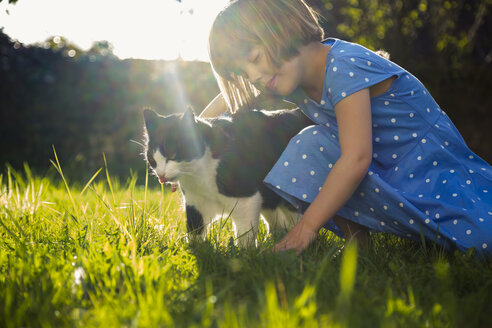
[{"x1": 263, "y1": 38, "x2": 492, "y2": 256}]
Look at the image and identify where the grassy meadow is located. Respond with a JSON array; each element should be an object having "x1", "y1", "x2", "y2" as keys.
[{"x1": 1, "y1": 157, "x2": 492, "y2": 328}]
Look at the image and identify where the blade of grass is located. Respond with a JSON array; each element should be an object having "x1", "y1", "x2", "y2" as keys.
[
  {"x1": 50, "y1": 145, "x2": 79, "y2": 218},
  {"x1": 81, "y1": 168, "x2": 102, "y2": 195}
]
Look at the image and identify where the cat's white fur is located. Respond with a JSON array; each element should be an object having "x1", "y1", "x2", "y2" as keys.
[{"x1": 152, "y1": 147, "x2": 300, "y2": 247}]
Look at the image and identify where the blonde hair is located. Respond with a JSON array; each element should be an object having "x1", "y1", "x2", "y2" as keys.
[{"x1": 209, "y1": 0, "x2": 324, "y2": 113}]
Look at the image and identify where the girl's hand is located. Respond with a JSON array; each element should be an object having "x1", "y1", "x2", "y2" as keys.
[{"x1": 273, "y1": 216, "x2": 319, "y2": 254}]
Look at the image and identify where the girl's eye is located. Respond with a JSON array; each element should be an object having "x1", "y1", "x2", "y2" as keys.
[{"x1": 248, "y1": 49, "x2": 261, "y2": 63}]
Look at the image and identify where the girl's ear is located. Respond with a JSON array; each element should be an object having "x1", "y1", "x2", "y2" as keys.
[
  {"x1": 143, "y1": 108, "x2": 160, "y2": 132},
  {"x1": 183, "y1": 107, "x2": 196, "y2": 124}
]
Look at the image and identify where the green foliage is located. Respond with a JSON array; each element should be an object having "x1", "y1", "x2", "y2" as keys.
[{"x1": 1, "y1": 163, "x2": 492, "y2": 327}]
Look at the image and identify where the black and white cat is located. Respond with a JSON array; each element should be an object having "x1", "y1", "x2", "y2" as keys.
[{"x1": 143, "y1": 107, "x2": 312, "y2": 246}]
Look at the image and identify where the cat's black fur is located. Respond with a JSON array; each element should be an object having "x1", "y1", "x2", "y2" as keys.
[{"x1": 143, "y1": 106, "x2": 312, "y2": 245}]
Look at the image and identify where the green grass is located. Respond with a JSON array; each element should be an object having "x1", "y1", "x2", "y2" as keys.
[{"x1": 1, "y1": 161, "x2": 491, "y2": 328}]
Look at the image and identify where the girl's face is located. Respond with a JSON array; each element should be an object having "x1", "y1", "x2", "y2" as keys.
[{"x1": 238, "y1": 45, "x2": 303, "y2": 97}]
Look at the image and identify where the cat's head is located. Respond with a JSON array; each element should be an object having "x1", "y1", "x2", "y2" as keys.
[{"x1": 143, "y1": 108, "x2": 207, "y2": 184}]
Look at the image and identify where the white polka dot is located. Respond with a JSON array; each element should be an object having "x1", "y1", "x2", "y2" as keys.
[
  {"x1": 409, "y1": 219, "x2": 414, "y2": 224},
  {"x1": 313, "y1": 131, "x2": 318, "y2": 135},
  {"x1": 394, "y1": 166, "x2": 399, "y2": 171},
  {"x1": 469, "y1": 169, "x2": 473, "y2": 174},
  {"x1": 296, "y1": 139, "x2": 300, "y2": 144},
  {"x1": 423, "y1": 91, "x2": 427, "y2": 94},
  {"x1": 450, "y1": 169, "x2": 455, "y2": 173},
  {"x1": 350, "y1": 57, "x2": 355, "y2": 62},
  {"x1": 331, "y1": 58, "x2": 335, "y2": 63},
  {"x1": 375, "y1": 188, "x2": 380, "y2": 193},
  {"x1": 340, "y1": 49, "x2": 345, "y2": 53},
  {"x1": 418, "y1": 194, "x2": 423, "y2": 198},
  {"x1": 421, "y1": 139, "x2": 427, "y2": 144},
  {"x1": 390, "y1": 93, "x2": 395, "y2": 97},
  {"x1": 302, "y1": 154, "x2": 307, "y2": 159},
  {"x1": 368, "y1": 171, "x2": 373, "y2": 175},
  {"x1": 380, "y1": 221, "x2": 385, "y2": 226},
  {"x1": 452, "y1": 193, "x2": 458, "y2": 197},
  {"x1": 365, "y1": 77, "x2": 369, "y2": 82},
  {"x1": 349, "y1": 72, "x2": 354, "y2": 77},
  {"x1": 435, "y1": 213, "x2": 440, "y2": 219},
  {"x1": 417, "y1": 156, "x2": 422, "y2": 161},
  {"x1": 426, "y1": 108, "x2": 430, "y2": 113},
  {"x1": 375, "y1": 137, "x2": 380, "y2": 142},
  {"x1": 409, "y1": 113, "x2": 414, "y2": 118},
  {"x1": 435, "y1": 124, "x2": 440, "y2": 128},
  {"x1": 310, "y1": 170, "x2": 315, "y2": 176},
  {"x1": 314, "y1": 113, "x2": 319, "y2": 117},
  {"x1": 367, "y1": 61, "x2": 372, "y2": 66},
  {"x1": 383, "y1": 205, "x2": 388, "y2": 210},
  {"x1": 370, "y1": 208, "x2": 374, "y2": 212},
  {"x1": 319, "y1": 147, "x2": 324, "y2": 151},
  {"x1": 394, "y1": 135, "x2": 399, "y2": 141},
  {"x1": 436, "y1": 195, "x2": 440, "y2": 199},
  {"x1": 328, "y1": 163, "x2": 333, "y2": 168},
  {"x1": 479, "y1": 218, "x2": 484, "y2": 222},
  {"x1": 276, "y1": 185, "x2": 281, "y2": 189},
  {"x1": 291, "y1": 178, "x2": 296, "y2": 183},
  {"x1": 466, "y1": 180, "x2": 471, "y2": 185},
  {"x1": 284, "y1": 161, "x2": 289, "y2": 166},
  {"x1": 484, "y1": 190, "x2": 488, "y2": 193},
  {"x1": 469, "y1": 155, "x2": 474, "y2": 159},
  {"x1": 319, "y1": 187, "x2": 322, "y2": 191},
  {"x1": 302, "y1": 194, "x2": 307, "y2": 199},
  {"x1": 452, "y1": 237, "x2": 457, "y2": 241},
  {"x1": 384, "y1": 101, "x2": 389, "y2": 106},
  {"x1": 433, "y1": 161, "x2": 438, "y2": 166},
  {"x1": 453, "y1": 219, "x2": 458, "y2": 225},
  {"x1": 325, "y1": 122, "x2": 330, "y2": 127},
  {"x1": 328, "y1": 88, "x2": 331, "y2": 93},
  {"x1": 444, "y1": 141, "x2": 449, "y2": 146},
  {"x1": 442, "y1": 180, "x2": 447, "y2": 184},
  {"x1": 406, "y1": 75, "x2": 410, "y2": 79},
  {"x1": 489, "y1": 212, "x2": 492, "y2": 215},
  {"x1": 303, "y1": 99, "x2": 308, "y2": 104},
  {"x1": 426, "y1": 178, "x2": 430, "y2": 183},
  {"x1": 412, "y1": 133, "x2": 417, "y2": 138},
  {"x1": 425, "y1": 210, "x2": 430, "y2": 216},
  {"x1": 354, "y1": 211, "x2": 359, "y2": 216},
  {"x1": 373, "y1": 153, "x2": 378, "y2": 158},
  {"x1": 466, "y1": 229, "x2": 471, "y2": 235},
  {"x1": 320, "y1": 100, "x2": 325, "y2": 105},
  {"x1": 391, "y1": 118, "x2": 396, "y2": 123},
  {"x1": 360, "y1": 192, "x2": 365, "y2": 197},
  {"x1": 333, "y1": 66, "x2": 337, "y2": 72},
  {"x1": 425, "y1": 219, "x2": 430, "y2": 224},
  {"x1": 409, "y1": 174, "x2": 414, "y2": 178},
  {"x1": 341, "y1": 92, "x2": 346, "y2": 97},
  {"x1": 392, "y1": 154, "x2": 397, "y2": 159},
  {"x1": 483, "y1": 243, "x2": 488, "y2": 249},
  {"x1": 365, "y1": 52, "x2": 370, "y2": 55}
]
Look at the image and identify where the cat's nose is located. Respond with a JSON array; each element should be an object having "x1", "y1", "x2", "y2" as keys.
[{"x1": 158, "y1": 175, "x2": 170, "y2": 184}]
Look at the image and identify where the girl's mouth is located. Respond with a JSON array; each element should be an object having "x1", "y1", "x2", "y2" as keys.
[{"x1": 266, "y1": 75, "x2": 277, "y2": 91}]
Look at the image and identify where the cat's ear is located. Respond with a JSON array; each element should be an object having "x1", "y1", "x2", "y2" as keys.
[
  {"x1": 143, "y1": 108, "x2": 159, "y2": 132},
  {"x1": 183, "y1": 107, "x2": 196, "y2": 125}
]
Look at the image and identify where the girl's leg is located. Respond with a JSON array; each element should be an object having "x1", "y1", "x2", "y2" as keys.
[{"x1": 332, "y1": 215, "x2": 369, "y2": 246}]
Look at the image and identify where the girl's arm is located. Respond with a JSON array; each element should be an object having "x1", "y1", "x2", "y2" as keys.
[
  {"x1": 274, "y1": 88, "x2": 373, "y2": 253},
  {"x1": 199, "y1": 93, "x2": 228, "y2": 118}
]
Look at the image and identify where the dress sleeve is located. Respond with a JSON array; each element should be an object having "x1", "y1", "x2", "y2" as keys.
[{"x1": 326, "y1": 52, "x2": 397, "y2": 107}]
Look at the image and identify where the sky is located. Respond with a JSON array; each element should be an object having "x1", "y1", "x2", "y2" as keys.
[{"x1": 0, "y1": 0, "x2": 229, "y2": 61}]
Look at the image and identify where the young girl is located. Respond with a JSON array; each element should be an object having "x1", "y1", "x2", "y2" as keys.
[{"x1": 202, "y1": 0, "x2": 492, "y2": 256}]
